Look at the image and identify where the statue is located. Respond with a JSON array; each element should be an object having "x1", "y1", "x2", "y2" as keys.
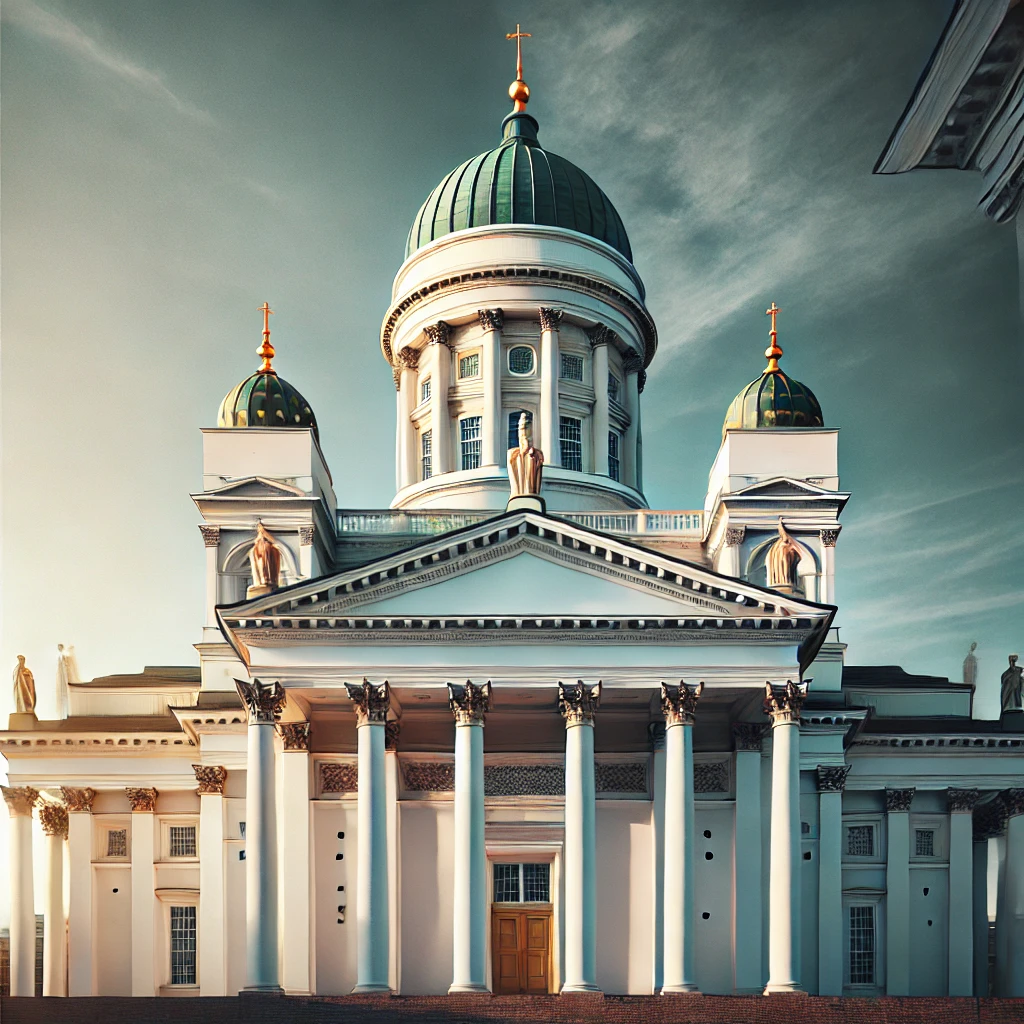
[
  {"x1": 765, "y1": 521, "x2": 802, "y2": 593},
  {"x1": 56, "y1": 643, "x2": 80, "y2": 720},
  {"x1": 507, "y1": 413, "x2": 544, "y2": 503},
  {"x1": 13, "y1": 656, "x2": 36, "y2": 716},
  {"x1": 1001, "y1": 655, "x2": 1023, "y2": 715},
  {"x1": 963, "y1": 641, "x2": 978, "y2": 688},
  {"x1": 247, "y1": 522, "x2": 282, "y2": 597}
]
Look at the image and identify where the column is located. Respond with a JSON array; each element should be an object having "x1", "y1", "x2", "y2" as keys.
[
  {"x1": 819, "y1": 530, "x2": 839, "y2": 605},
  {"x1": 62, "y1": 787, "x2": 96, "y2": 996},
  {"x1": 588, "y1": 326, "x2": 610, "y2": 476},
  {"x1": 763, "y1": 681, "x2": 806, "y2": 994},
  {"x1": 559, "y1": 680, "x2": 601, "y2": 993},
  {"x1": 346, "y1": 680, "x2": 391, "y2": 993},
  {"x1": 39, "y1": 802, "x2": 69, "y2": 996},
  {"x1": 732, "y1": 725, "x2": 765, "y2": 993},
  {"x1": 425, "y1": 322, "x2": 452, "y2": 475},
  {"x1": 200, "y1": 525, "x2": 221, "y2": 626},
  {"x1": 235, "y1": 678, "x2": 287, "y2": 993},
  {"x1": 817, "y1": 765, "x2": 851, "y2": 996},
  {"x1": 448, "y1": 681, "x2": 490, "y2": 993},
  {"x1": 194, "y1": 765, "x2": 228, "y2": 996},
  {"x1": 539, "y1": 308, "x2": 562, "y2": 466},
  {"x1": 1002, "y1": 789, "x2": 1024, "y2": 996},
  {"x1": 994, "y1": 832, "x2": 1009, "y2": 994},
  {"x1": 385, "y1": 722, "x2": 402, "y2": 992},
  {"x1": 973, "y1": 801, "x2": 1001, "y2": 996},
  {"x1": 126, "y1": 787, "x2": 158, "y2": 996},
  {"x1": 298, "y1": 525, "x2": 315, "y2": 579},
  {"x1": 721, "y1": 527, "x2": 745, "y2": 578},
  {"x1": 946, "y1": 788, "x2": 979, "y2": 995},
  {"x1": 650, "y1": 723, "x2": 666, "y2": 993},
  {"x1": 622, "y1": 352, "x2": 641, "y2": 489},
  {"x1": 397, "y1": 349, "x2": 419, "y2": 489},
  {"x1": 279, "y1": 724, "x2": 312, "y2": 994},
  {"x1": 661, "y1": 680, "x2": 703, "y2": 994},
  {"x1": 3, "y1": 786, "x2": 39, "y2": 996},
  {"x1": 479, "y1": 310, "x2": 504, "y2": 467},
  {"x1": 884, "y1": 787, "x2": 915, "y2": 995}
]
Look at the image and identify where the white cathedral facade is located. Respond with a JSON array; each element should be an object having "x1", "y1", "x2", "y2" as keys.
[{"x1": 3, "y1": 67, "x2": 1024, "y2": 1004}]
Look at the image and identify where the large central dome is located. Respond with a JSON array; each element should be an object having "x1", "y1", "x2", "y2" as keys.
[{"x1": 405, "y1": 111, "x2": 633, "y2": 262}]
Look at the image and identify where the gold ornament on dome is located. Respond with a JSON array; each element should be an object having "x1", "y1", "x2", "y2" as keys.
[
  {"x1": 256, "y1": 301, "x2": 276, "y2": 374},
  {"x1": 506, "y1": 24, "x2": 532, "y2": 111}
]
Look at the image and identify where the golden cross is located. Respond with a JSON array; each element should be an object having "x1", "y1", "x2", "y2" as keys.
[
  {"x1": 259, "y1": 301, "x2": 274, "y2": 338},
  {"x1": 765, "y1": 302, "x2": 780, "y2": 337},
  {"x1": 764, "y1": 302, "x2": 783, "y2": 372},
  {"x1": 506, "y1": 23, "x2": 531, "y2": 82},
  {"x1": 257, "y1": 301, "x2": 276, "y2": 372}
]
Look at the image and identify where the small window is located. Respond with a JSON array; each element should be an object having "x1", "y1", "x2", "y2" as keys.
[
  {"x1": 848, "y1": 905, "x2": 875, "y2": 984},
  {"x1": 915, "y1": 829, "x2": 935, "y2": 857},
  {"x1": 608, "y1": 373, "x2": 621, "y2": 403},
  {"x1": 845, "y1": 824, "x2": 874, "y2": 857},
  {"x1": 420, "y1": 378, "x2": 431, "y2": 404},
  {"x1": 608, "y1": 431, "x2": 620, "y2": 482},
  {"x1": 493, "y1": 862, "x2": 550, "y2": 903},
  {"x1": 560, "y1": 353, "x2": 584, "y2": 381},
  {"x1": 559, "y1": 416, "x2": 583, "y2": 472},
  {"x1": 508, "y1": 345, "x2": 535, "y2": 375},
  {"x1": 169, "y1": 825, "x2": 197, "y2": 858},
  {"x1": 460, "y1": 416, "x2": 482, "y2": 471},
  {"x1": 458, "y1": 353, "x2": 480, "y2": 379},
  {"x1": 169, "y1": 906, "x2": 197, "y2": 985},
  {"x1": 106, "y1": 829, "x2": 127, "y2": 858},
  {"x1": 507, "y1": 410, "x2": 533, "y2": 450},
  {"x1": 421, "y1": 430, "x2": 432, "y2": 480}
]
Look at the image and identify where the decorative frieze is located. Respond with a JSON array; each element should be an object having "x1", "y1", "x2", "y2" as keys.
[
  {"x1": 320, "y1": 762, "x2": 358, "y2": 794},
  {"x1": 595, "y1": 762, "x2": 648, "y2": 794},
  {"x1": 424, "y1": 321, "x2": 452, "y2": 349},
  {"x1": 279, "y1": 723, "x2": 310, "y2": 752},
  {"x1": 235, "y1": 678, "x2": 286, "y2": 725},
  {"x1": 732, "y1": 722, "x2": 766, "y2": 751},
  {"x1": 559, "y1": 680, "x2": 601, "y2": 726},
  {"x1": 199, "y1": 525, "x2": 221, "y2": 547},
  {"x1": 586, "y1": 324, "x2": 611, "y2": 348},
  {"x1": 448, "y1": 681, "x2": 491, "y2": 725},
  {"x1": 192, "y1": 764, "x2": 227, "y2": 794},
  {"x1": 485, "y1": 764, "x2": 563, "y2": 796},
  {"x1": 661, "y1": 680, "x2": 704, "y2": 726},
  {"x1": 477, "y1": 308, "x2": 504, "y2": 332},
  {"x1": 345, "y1": 679, "x2": 390, "y2": 726},
  {"x1": 298, "y1": 525, "x2": 315, "y2": 546},
  {"x1": 385, "y1": 720, "x2": 401, "y2": 750},
  {"x1": 1, "y1": 786, "x2": 39, "y2": 817},
  {"x1": 817, "y1": 764, "x2": 852, "y2": 792},
  {"x1": 693, "y1": 760, "x2": 730, "y2": 794},
  {"x1": 637, "y1": 369, "x2": 647, "y2": 394},
  {"x1": 403, "y1": 761, "x2": 455, "y2": 792},
  {"x1": 38, "y1": 802, "x2": 69, "y2": 839},
  {"x1": 396, "y1": 760, "x2": 651, "y2": 797},
  {"x1": 947, "y1": 787, "x2": 980, "y2": 813},
  {"x1": 125, "y1": 787, "x2": 158, "y2": 813},
  {"x1": 1002, "y1": 788, "x2": 1024, "y2": 819},
  {"x1": 820, "y1": 529, "x2": 839, "y2": 548},
  {"x1": 725, "y1": 526, "x2": 746, "y2": 546},
  {"x1": 763, "y1": 681, "x2": 806, "y2": 725},
  {"x1": 538, "y1": 307, "x2": 563, "y2": 332},
  {"x1": 61, "y1": 786, "x2": 96, "y2": 812},
  {"x1": 885, "y1": 788, "x2": 916, "y2": 813}
]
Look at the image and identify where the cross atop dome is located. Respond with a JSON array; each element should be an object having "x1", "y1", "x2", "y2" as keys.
[{"x1": 506, "y1": 23, "x2": 532, "y2": 112}]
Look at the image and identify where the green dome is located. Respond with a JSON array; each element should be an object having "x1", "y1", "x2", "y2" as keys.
[
  {"x1": 218, "y1": 370, "x2": 319, "y2": 442},
  {"x1": 406, "y1": 112, "x2": 632, "y2": 262}
]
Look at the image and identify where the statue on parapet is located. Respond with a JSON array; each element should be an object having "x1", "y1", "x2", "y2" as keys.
[
  {"x1": 506, "y1": 412, "x2": 545, "y2": 512},
  {"x1": 962, "y1": 641, "x2": 978, "y2": 688},
  {"x1": 247, "y1": 521, "x2": 283, "y2": 598},
  {"x1": 1001, "y1": 654, "x2": 1023, "y2": 715},
  {"x1": 13, "y1": 655, "x2": 36, "y2": 716}
]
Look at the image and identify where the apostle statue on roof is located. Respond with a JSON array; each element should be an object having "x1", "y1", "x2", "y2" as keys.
[
  {"x1": 1001, "y1": 654, "x2": 1023, "y2": 715},
  {"x1": 13, "y1": 655, "x2": 36, "y2": 716}
]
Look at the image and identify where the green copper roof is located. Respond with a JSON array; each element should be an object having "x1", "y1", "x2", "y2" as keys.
[
  {"x1": 218, "y1": 370, "x2": 319, "y2": 442},
  {"x1": 723, "y1": 369, "x2": 824, "y2": 440},
  {"x1": 406, "y1": 112, "x2": 633, "y2": 262}
]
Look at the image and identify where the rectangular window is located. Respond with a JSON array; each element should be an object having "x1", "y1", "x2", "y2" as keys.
[
  {"x1": 608, "y1": 431, "x2": 620, "y2": 482},
  {"x1": 845, "y1": 824, "x2": 874, "y2": 857},
  {"x1": 915, "y1": 829, "x2": 935, "y2": 857},
  {"x1": 460, "y1": 416, "x2": 482, "y2": 471},
  {"x1": 507, "y1": 410, "x2": 533, "y2": 450},
  {"x1": 421, "y1": 430, "x2": 432, "y2": 480},
  {"x1": 522, "y1": 863, "x2": 550, "y2": 902},
  {"x1": 169, "y1": 825, "x2": 197, "y2": 858},
  {"x1": 106, "y1": 829, "x2": 127, "y2": 858},
  {"x1": 493, "y1": 863, "x2": 520, "y2": 903},
  {"x1": 848, "y1": 905, "x2": 875, "y2": 985},
  {"x1": 608, "y1": 373, "x2": 620, "y2": 403},
  {"x1": 420, "y1": 378, "x2": 431, "y2": 404},
  {"x1": 169, "y1": 906, "x2": 197, "y2": 985},
  {"x1": 560, "y1": 353, "x2": 584, "y2": 381},
  {"x1": 458, "y1": 353, "x2": 480, "y2": 379},
  {"x1": 492, "y1": 863, "x2": 551, "y2": 903},
  {"x1": 559, "y1": 416, "x2": 583, "y2": 471}
]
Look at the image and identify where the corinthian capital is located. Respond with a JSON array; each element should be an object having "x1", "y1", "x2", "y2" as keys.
[
  {"x1": 279, "y1": 722, "x2": 310, "y2": 751},
  {"x1": 538, "y1": 307, "x2": 563, "y2": 332},
  {"x1": 61, "y1": 786, "x2": 96, "y2": 812},
  {"x1": 424, "y1": 321, "x2": 452, "y2": 348},
  {"x1": 1002, "y1": 788, "x2": 1024, "y2": 819},
  {"x1": 448, "y1": 680, "x2": 491, "y2": 725},
  {"x1": 125, "y1": 787, "x2": 158, "y2": 813},
  {"x1": 559, "y1": 680, "x2": 601, "y2": 726},
  {"x1": 817, "y1": 764, "x2": 851, "y2": 792},
  {"x1": 199, "y1": 524, "x2": 221, "y2": 547},
  {"x1": 396, "y1": 347, "x2": 420, "y2": 370},
  {"x1": 235, "y1": 678, "x2": 286, "y2": 725},
  {"x1": 732, "y1": 722, "x2": 765, "y2": 751},
  {"x1": 586, "y1": 324, "x2": 611, "y2": 348},
  {"x1": 39, "y1": 802, "x2": 69, "y2": 838},
  {"x1": 192, "y1": 764, "x2": 228, "y2": 794},
  {"x1": 477, "y1": 308, "x2": 504, "y2": 332},
  {"x1": 885, "y1": 788, "x2": 915, "y2": 813},
  {"x1": 947, "y1": 787, "x2": 980, "y2": 813},
  {"x1": 345, "y1": 679, "x2": 390, "y2": 726},
  {"x1": 763, "y1": 681, "x2": 806, "y2": 725},
  {"x1": 661, "y1": 680, "x2": 704, "y2": 726},
  {"x1": 1, "y1": 786, "x2": 39, "y2": 817}
]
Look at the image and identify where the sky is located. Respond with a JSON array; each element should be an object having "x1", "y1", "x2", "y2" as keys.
[{"x1": 2, "y1": 0, "x2": 1022, "y2": 740}]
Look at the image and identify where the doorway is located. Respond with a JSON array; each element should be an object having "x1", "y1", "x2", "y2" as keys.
[{"x1": 490, "y1": 861, "x2": 554, "y2": 994}]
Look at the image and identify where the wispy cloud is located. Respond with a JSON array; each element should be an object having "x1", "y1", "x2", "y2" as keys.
[{"x1": 3, "y1": 0, "x2": 213, "y2": 124}]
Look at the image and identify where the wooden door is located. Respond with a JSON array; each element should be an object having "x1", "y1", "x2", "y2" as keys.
[{"x1": 491, "y1": 909, "x2": 551, "y2": 993}]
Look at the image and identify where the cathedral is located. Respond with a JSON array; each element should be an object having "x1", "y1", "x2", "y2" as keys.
[{"x1": 3, "y1": 43, "x2": 1024, "y2": 1005}]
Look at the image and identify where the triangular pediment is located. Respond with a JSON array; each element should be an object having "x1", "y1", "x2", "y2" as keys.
[
  {"x1": 203, "y1": 476, "x2": 306, "y2": 498},
  {"x1": 730, "y1": 477, "x2": 834, "y2": 499}
]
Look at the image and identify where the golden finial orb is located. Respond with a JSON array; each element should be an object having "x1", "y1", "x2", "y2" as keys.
[
  {"x1": 257, "y1": 301, "x2": 276, "y2": 374},
  {"x1": 764, "y1": 301, "x2": 783, "y2": 373},
  {"x1": 506, "y1": 24, "x2": 532, "y2": 112},
  {"x1": 509, "y1": 79, "x2": 530, "y2": 106}
]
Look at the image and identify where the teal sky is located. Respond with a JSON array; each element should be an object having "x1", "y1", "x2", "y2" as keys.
[{"x1": 2, "y1": 0, "x2": 1022, "y2": 729}]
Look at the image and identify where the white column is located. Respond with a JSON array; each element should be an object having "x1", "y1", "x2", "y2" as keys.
[
  {"x1": 539, "y1": 308, "x2": 562, "y2": 466},
  {"x1": 3, "y1": 787, "x2": 39, "y2": 996},
  {"x1": 394, "y1": 382, "x2": 403, "y2": 493},
  {"x1": 397, "y1": 355, "x2": 419, "y2": 490},
  {"x1": 281, "y1": 726, "x2": 312, "y2": 994},
  {"x1": 650, "y1": 724, "x2": 666, "y2": 993},
  {"x1": 195, "y1": 766, "x2": 228, "y2": 995},
  {"x1": 661, "y1": 681, "x2": 703, "y2": 994},
  {"x1": 200, "y1": 526, "x2": 221, "y2": 626},
  {"x1": 39, "y1": 803, "x2": 69, "y2": 996},
  {"x1": 885, "y1": 787, "x2": 914, "y2": 995},
  {"x1": 426, "y1": 323, "x2": 452, "y2": 476},
  {"x1": 236, "y1": 679, "x2": 286, "y2": 993},
  {"x1": 721, "y1": 527, "x2": 745, "y2": 579},
  {"x1": 127, "y1": 787, "x2": 157, "y2": 996},
  {"x1": 994, "y1": 833, "x2": 1009, "y2": 994},
  {"x1": 63, "y1": 787, "x2": 95, "y2": 996},
  {"x1": 589, "y1": 328, "x2": 610, "y2": 476},
  {"x1": 973, "y1": 833, "x2": 991, "y2": 996},
  {"x1": 763, "y1": 682, "x2": 805, "y2": 994},
  {"x1": 559, "y1": 680, "x2": 601, "y2": 993},
  {"x1": 733, "y1": 725, "x2": 765, "y2": 993},
  {"x1": 820, "y1": 530, "x2": 838, "y2": 605},
  {"x1": 1003, "y1": 789, "x2": 1024, "y2": 996},
  {"x1": 346, "y1": 680, "x2": 391, "y2": 993},
  {"x1": 299, "y1": 526, "x2": 315, "y2": 579},
  {"x1": 622, "y1": 356, "x2": 641, "y2": 489},
  {"x1": 817, "y1": 766, "x2": 849, "y2": 996},
  {"x1": 479, "y1": 310, "x2": 504, "y2": 468},
  {"x1": 448, "y1": 682, "x2": 490, "y2": 993},
  {"x1": 946, "y1": 788, "x2": 979, "y2": 995}
]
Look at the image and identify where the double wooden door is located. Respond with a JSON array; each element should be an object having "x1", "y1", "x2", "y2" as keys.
[{"x1": 491, "y1": 908, "x2": 552, "y2": 994}]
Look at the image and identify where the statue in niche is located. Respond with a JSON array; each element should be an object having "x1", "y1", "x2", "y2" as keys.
[
  {"x1": 507, "y1": 412, "x2": 544, "y2": 498},
  {"x1": 962, "y1": 641, "x2": 978, "y2": 688},
  {"x1": 765, "y1": 521, "x2": 803, "y2": 594},
  {"x1": 248, "y1": 521, "x2": 283, "y2": 597},
  {"x1": 13, "y1": 656, "x2": 36, "y2": 716},
  {"x1": 1001, "y1": 655, "x2": 1023, "y2": 714}
]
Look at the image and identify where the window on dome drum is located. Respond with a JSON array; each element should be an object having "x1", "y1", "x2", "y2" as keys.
[
  {"x1": 421, "y1": 430, "x2": 432, "y2": 480},
  {"x1": 460, "y1": 416, "x2": 482, "y2": 471},
  {"x1": 169, "y1": 906, "x2": 197, "y2": 985},
  {"x1": 560, "y1": 353, "x2": 584, "y2": 381},
  {"x1": 169, "y1": 825, "x2": 197, "y2": 858},
  {"x1": 508, "y1": 345, "x2": 535, "y2": 375},
  {"x1": 459, "y1": 353, "x2": 480, "y2": 379},
  {"x1": 420, "y1": 378, "x2": 431, "y2": 404},
  {"x1": 608, "y1": 431, "x2": 621, "y2": 482},
  {"x1": 608, "y1": 373, "x2": 620, "y2": 403},
  {"x1": 493, "y1": 863, "x2": 550, "y2": 903},
  {"x1": 559, "y1": 416, "x2": 583, "y2": 471},
  {"x1": 848, "y1": 905, "x2": 875, "y2": 985},
  {"x1": 915, "y1": 829, "x2": 935, "y2": 857},
  {"x1": 106, "y1": 829, "x2": 127, "y2": 858},
  {"x1": 845, "y1": 824, "x2": 874, "y2": 858},
  {"x1": 507, "y1": 411, "x2": 533, "y2": 450}
]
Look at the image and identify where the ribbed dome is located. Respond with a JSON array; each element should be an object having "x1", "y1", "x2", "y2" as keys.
[
  {"x1": 218, "y1": 370, "x2": 319, "y2": 442},
  {"x1": 406, "y1": 112, "x2": 632, "y2": 262}
]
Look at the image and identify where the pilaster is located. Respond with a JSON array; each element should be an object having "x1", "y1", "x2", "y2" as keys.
[
  {"x1": 200, "y1": 525, "x2": 221, "y2": 626},
  {"x1": 817, "y1": 764, "x2": 851, "y2": 996},
  {"x1": 62, "y1": 786, "x2": 95, "y2": 996},
  {"x1": 195, "y1": 765, "x2": 228, "y2": 995},
  {"x1": 126, "y1": 786, "x2": 158, "y2": 996},
  {"x1": 397, "y1": 349, "x2": 420, "y2": 489},
  {"x1": 478, "y1": 309, "x2": 504, "y2": 468},
  {"x1": 588, "y1": 326, "x2": 611, "y2": 477},
  {"x1": 622, "y1": 352, "x2": 642, "y2": 489},
  {"x1": 539, "y1": 308, "x2": 562, "y2": 466},
  {"x1": 973, "y1": 800, "x2": 1003, "y2": 995},
  {"x1": 280, "y1": 724, "x2": 312, "y2": 994},
  {"x1": 885, "y1": 787, "x2": 915, "y2": 995},
  {"x1": 733, "y1": 723, "x2": 765, "y2": 993},
  {"x1": 425, "y1": 322, "x2": 452, "y2": 476},
  {"x1": 1001, "y1": 789, "x2": 1024, "y2": 996},
  {"x1": 947, "y1": 788, "x2": 980, "y2": 995}
]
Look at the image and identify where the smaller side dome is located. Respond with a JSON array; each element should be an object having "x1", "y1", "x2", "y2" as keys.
[{"x1": 723, "y1": 303, "x2": 823, "y2": 440}]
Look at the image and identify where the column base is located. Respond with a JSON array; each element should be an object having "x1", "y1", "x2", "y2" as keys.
[
  {"x1": 560, "y1": 984, "x2": 603, "y2": 995},
  {"x1": 661, "y1": 984, "x2": 701, "y2": 994},
  {"x1": 351, "y1": 983, "x2": 392, "y2": 994},
  {"x1": 763, "y1": 982, "x2": 806, "y2": 995},
  {"x1": 448, "y1": 983, "x2": 491, "y2": 994},
  {"x1": 239, "y1": 986, "x2": 286, "y2": 996}
]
